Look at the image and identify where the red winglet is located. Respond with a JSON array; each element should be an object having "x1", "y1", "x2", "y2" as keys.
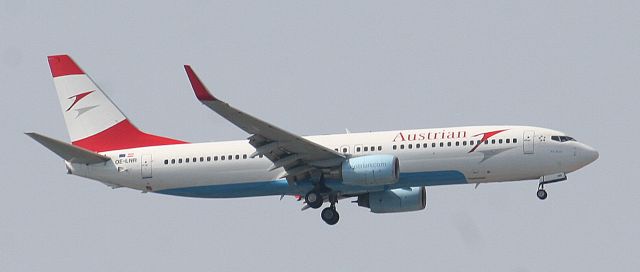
[
  {"x1": 184, "y1": 65, "x2": 216, "y2": 101},
  {"x1": 48, "y1": 55, "x2": 85, "y2": 77}
]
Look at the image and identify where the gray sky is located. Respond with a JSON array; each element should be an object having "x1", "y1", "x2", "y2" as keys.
[{"x1": 2, "y1": 1, "x2": 639, "y2": 271}]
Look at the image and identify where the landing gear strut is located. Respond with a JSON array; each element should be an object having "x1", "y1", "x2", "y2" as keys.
[
  {"x1": 537, "y1": 183, "x2": 548, "y2": 200},
  {"x1": 321, "y1": 193, "x2": 340, "y2": 225}
]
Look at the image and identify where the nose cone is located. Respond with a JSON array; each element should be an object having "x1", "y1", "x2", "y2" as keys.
[{"x1": 578, "y1": 144, "x2": 599, "y2": 167}]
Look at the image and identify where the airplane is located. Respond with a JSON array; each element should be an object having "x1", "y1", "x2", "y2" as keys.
[{"x1": 28, "y1": 55, "x2": 599, "y2": 225}]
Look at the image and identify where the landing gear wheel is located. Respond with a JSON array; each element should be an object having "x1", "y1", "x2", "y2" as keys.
[
  {"x1": 321, "y1": 207, "x2": 340, "y2": 225},
  {"x1": 537, "y1": 188, "x2": 548, "y2": 200},
  {"x1": 305, "y1": 191, "x2": 323, "y2": 209}
]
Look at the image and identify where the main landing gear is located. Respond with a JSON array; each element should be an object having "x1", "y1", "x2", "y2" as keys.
[
  {"x1": 305, "y1": 189, "x2": 340, "y2": 225},
  {"x1": 321, "y1": 206, "x2": 339, "y2": 225},
  {"x1": 321, "y1": 193, "x2": 340, "y2": 225},
  {"x1": 305, "y1": 190, "x2": 323, "y2": 209}
]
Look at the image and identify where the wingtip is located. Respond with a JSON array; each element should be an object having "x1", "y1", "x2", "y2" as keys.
[{"x1": 184, "y1": 65, "x2": 217, "y2": 101}]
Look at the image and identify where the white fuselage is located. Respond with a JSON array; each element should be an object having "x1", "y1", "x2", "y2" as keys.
[{"x1": 68, "y1": 125, "x2": 598, "y2": 198}]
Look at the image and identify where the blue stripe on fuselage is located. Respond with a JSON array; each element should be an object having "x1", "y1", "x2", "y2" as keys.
[{"x1": 154, "y1": 170, "x2": 467, "y2": 198}]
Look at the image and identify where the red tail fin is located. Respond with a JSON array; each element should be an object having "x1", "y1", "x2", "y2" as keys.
[{"x1": 49, "y1": 54, "x2": 187, "y2": 152}]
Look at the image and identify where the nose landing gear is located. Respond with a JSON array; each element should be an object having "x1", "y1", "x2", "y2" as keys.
[
  {"x1": 536, "y1": 173, "x2": 567, "y2": 200},
  {"x1": 537, "y1": 184, "x2": 548, "y2": 200}
]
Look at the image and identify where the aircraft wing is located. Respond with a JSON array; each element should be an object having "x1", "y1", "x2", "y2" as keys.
[{"x1": 184, "y1": 65, "x2": 345, "y2": 183}]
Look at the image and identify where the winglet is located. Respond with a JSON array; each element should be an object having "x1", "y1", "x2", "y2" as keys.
[
  {"x1": 48, "y1": 55, "x2": 85, "y2": 77},
  {"x1": 184, "y1": 65, "x2": 217, "y2": 101}
]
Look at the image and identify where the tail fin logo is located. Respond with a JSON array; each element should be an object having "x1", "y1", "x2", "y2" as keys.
[{"x1": 66, "y1": 90, "x2": 95, "y2": 112}]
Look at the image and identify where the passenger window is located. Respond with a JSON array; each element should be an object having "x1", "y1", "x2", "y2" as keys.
[
  {"x1": 499, "y1": 139, "x2": 503, "y2": 144},
  {"x1": 221, "y1": 156, "x2": 225, "y2": 161},
  {"x1": 416, "y1": 143, "x2": 420, "y2": 149},
  {"x1": 408, "y1": 144, "x2": 412, "y2": 149},
  {"x1": 171, "y1": 159, "x2": 176, "y2": 164},
  {"x1": 186, "y1": 158, "x2": 190, "y2": 163},
  {"x1": 393, "y1": 145, "x2": 397, "y2": 150},
  {"x1": 462, "y1": 141, "x2": 467, "y2": 146},
  {"x1": 484, "y1": 140, "x2": 489, "y2": 144},
  {"x1": 193, "y1": 157, "x2": 197, "y2": 162},
  {"x1": 513, "y1": 138, "x2": 517, "y2": 143},
  {"x1": 200, "y1": 157, "x2": 204, "y2": 162},
  {"x1": 371, "y1": 146, "x2": 375, "y2": 151},
  {"x1": 506, "y1": 138, "x2": 510, "y2": 143},
  {"x1": 164, "y1": 159, "x2": 168, "y2": 165},
  {"x1": 455, "y1": 141, "x2": 460, "y2": 146},
  {"x1": 235, "y1": 155, "x2": 240, "y2": 160},
  {"x1": 432, "y1": 143, "x2": 436, "y2": 148},
  {"x1": 214, "y1": 156, "x2": 218, "y2": 161},
  {"x1": 400, "y1": 144, "x2": 405, "y2": 149},
  {"x1": 243, "y1": 154, "x2": 247, "y2": 159},
  {"x1": 342, "y1": 148, "x2": 347, "y2": 153},
  {"x1": 470, "y1": 140, "x2": 474, "y2": 145},
  {"x1": 356, "y1": 147, "x2": 361, "y2": 152},
  {"x1": 491, "y1": 139, "x2": 496, "y2": 144},
  {"x1": 423, "y1": 143, "x2": 428, "y2": 148},
  {"x1": 228, "y1": 155, "x2": 233, "y2": 160},
  {"x1": 364, "y1": 146, "x2": 369, "y2": 152},
  {"x1": 179, "y1": 159, "x2": 183, "y2": 163},
  {"x1": 378, "y1": 146, "x2": 382, "y2": 151},
  {"x1": 207, "y1": 156, "x2": 211, "y2": 162},
  {"x1": 440, "y1": 142, "x2": 444, "y2": 147},
  {"x1": 334, "y1": 148, "x2": 338, "y2": 152}
]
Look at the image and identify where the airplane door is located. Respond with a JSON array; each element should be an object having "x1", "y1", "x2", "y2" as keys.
[
  {"x1": 141, "y1": 154, "x2": 152, "y2": 179},
  {"x1": 523, "y1": 131, "x2": 535, "y2": 154}
]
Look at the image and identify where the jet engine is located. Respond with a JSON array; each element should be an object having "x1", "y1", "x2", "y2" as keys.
[
  {"x1": 357, "y1": 187, "x2": 426, "y2": 213},
  {"x1": 341, "y1": 154, "x2": 399, "y2": 186}
]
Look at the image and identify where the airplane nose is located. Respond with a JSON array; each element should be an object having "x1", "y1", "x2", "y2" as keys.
[{"x1": 580, "y1": 144, "x2": 599, "y2": 165}]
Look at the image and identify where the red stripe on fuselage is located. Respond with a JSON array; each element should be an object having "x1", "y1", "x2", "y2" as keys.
[{"x1": 72, "y1": 120, "x2": 188, "y2": 152}]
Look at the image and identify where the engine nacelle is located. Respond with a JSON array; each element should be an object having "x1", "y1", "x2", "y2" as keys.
[
  {"x1": 341, "y1": 155, "x2": 399, "y2": 186},
  {"x1": 357, "y1": 187, "x2": 426, "y2": 213}
]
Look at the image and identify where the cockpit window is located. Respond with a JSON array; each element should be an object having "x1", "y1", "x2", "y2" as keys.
[{"x1": 551, "y1": 135, "x2": 576, "y2": 142}]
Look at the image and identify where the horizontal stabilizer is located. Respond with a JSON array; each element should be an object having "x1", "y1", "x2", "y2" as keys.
[{"x1": 26, "y1": 132, "x2": 111, "y2": 164}]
